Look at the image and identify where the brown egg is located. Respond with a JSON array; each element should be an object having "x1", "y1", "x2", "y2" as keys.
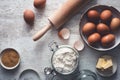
[
  {"x1": 24, "y1": 9, "x2": 35, "y2": 23},
  {"x1": 100, "y1": 10, "x2": 112, "y2": 21},
  {"x1": 110, "y1": 18, "x2": 120, "y2": 30},
  {"x1": 88, "y1": 33, "x2": 101, "y2": 45},
  {"x1": 97, "y1": 23, "x2": 110, "y2": 35},
  {"x1": 82, "y1": 22, "x2": 96, "y2": 35},
  {"x1": 58, "y1": 28, "x2": 70, "y2": 40},
  {"x1": 101, "y1": 34, "x2": 115, "y2": 46},
  {"x1": 34, "y1": 0, "x2": 46, "y2": 8},
  {"x1": 87, "y1": 10, "x2": 99, "y2": 19}
]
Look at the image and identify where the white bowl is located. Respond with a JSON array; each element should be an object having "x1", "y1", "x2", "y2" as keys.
[
  {"x1": 96, "y1": 55, "x2": 117, "y2": 77},
  {"x1": 79, "y1": 5, "x2": 120, "y2": 51},
  {"x1": 0, "y1": 48, "x2": 20, "y2": 70}
]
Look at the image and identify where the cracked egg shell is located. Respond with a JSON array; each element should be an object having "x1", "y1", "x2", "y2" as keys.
[
  {"x1": 74, "y1": 40, "x2": 84, "y2": 51},
  {"x1": 58, "y1": 28, "x2": 70, "y2": 40}
]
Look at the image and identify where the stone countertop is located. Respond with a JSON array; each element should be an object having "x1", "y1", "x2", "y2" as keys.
[{"x1": 0, "y1": 0, "x2": 120, "y2": 80}]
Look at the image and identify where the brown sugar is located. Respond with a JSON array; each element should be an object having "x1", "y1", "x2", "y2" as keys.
[{"x1": 1, "y1": 49, "x2": 19, "y2": 67}]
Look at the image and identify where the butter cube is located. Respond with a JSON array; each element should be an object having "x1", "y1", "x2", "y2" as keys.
[
  {"x1": 103, "y1": 59, "x2": 113, "y2": 69},
  {"x1": 96, "y1": 57, "x2": 113, "y2": 70},
  {"x1": 96, "y1": 58, "x2": 105, "y2": 69}
]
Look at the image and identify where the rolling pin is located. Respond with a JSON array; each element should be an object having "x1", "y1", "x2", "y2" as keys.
[{"x1": 33, "y1": 0, "x2": 90, "y2": 41}]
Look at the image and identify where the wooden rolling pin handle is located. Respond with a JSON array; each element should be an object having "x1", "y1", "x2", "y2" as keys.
[
  {"x1": 32, "y1": 23, "x2": 52, "y2": 41},
  {"x1": 32, "y1": 0, "x2": 90, "y2": 41}
]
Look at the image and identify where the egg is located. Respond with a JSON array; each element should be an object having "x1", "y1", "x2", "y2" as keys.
[
  {"x1": 82, "y1": 22, "x2": 96, "y2": 35},
  {"x1": 101, "y1": 34, "x2": 115, "y2": 46},
  {"x1": 58, "y1": 28, "x2": 70, "y2": 40},
  {"x1": 88, "y1": 33, "x2": 101, "y2": 45},
  {"x1": 110, "y1": 18, "x2": 120, "y2": 30},
  {"x1": 24, "y1": 9, "x2": 35, "y2": 24},
  {"x1": 34, "y1": 0, "x2": 46, "y2": 8},
  {"x1": 87, "y1": 10, "x2": 99, "y2": 19},
  {"x1": 100, "y1": 10, "x2": 112, "y2": 21},
  {"x1": 97, "y1": 23, "x2": 110, "y2": 35}
]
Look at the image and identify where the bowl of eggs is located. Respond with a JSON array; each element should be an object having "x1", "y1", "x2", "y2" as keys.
[{"x1": 79, "y1": 5, "x2": 120, "y2": 51}]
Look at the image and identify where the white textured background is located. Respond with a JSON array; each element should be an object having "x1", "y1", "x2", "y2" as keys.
[{"x1": 0, "y1": 0, "x2": 120, "y2": 80}]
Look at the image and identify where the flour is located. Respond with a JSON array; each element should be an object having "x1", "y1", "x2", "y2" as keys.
[{"x1": 52, "y1": 47, "x2": 78, "y2": 74}]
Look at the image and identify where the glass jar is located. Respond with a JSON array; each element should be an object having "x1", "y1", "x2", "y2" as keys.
[
  {"x1": 75, "y1": 70, "x2": 97, "y2": 80},
  {"x1": 49, "y1": 42, "x2": 79, "y2": 75}
]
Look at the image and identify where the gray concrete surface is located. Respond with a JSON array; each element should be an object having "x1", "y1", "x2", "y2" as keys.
[{"x1": 0, "y1": 0, "x2": 120, "y2": 80}]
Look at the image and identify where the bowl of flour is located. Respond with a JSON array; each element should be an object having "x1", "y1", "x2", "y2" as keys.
[{"x1": 51, "y1": 45, "x2": 79, "y2": 75}]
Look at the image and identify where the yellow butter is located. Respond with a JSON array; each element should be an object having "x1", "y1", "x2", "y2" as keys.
[
  {"x1": 96, "y1": 57, "x2": 113, "y2": 70},
  {"x1": 102, "y1": 59, "x2": 113, "y2": 69},
  {"x1": 96, "y1": 58, "x2": 106, "y2": 69}
]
